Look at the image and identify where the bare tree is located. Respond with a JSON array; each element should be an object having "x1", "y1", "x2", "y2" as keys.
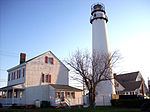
[{"x1": 65, "y1": 49, "x2": 120, "y2": 107}]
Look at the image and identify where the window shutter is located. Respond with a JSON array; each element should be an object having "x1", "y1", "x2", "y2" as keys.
[
  {"x1": 42, "y1": 73, "x2": 45, "y2": 83},
  {"x1": 55, "y1": 92, "x2": 57, "y2": 98},
  {"x1": 45, "y1": 56, "x2": 48, "y2": 63},
  {"x1": 8, "y1": 73, "x2": 10, "y2": 81},
  {"x1": 49, "y1": 74, "x2": 51, "y2": 83},
  {"x1": 51, "y1": 57, "x2": 54, "y2": 64},
  {"x1": 74, "y1": 92, "x2": 75, "y2": 99},
  {"x1": 65, "y1": 91, "x2": 67, "y2": 97},
  {"x1": 19, "y1": 69, "x2": 21, "y2": 78},
  {"x1": 23, "y1": 68, "x2": 25, "y2": 77}
]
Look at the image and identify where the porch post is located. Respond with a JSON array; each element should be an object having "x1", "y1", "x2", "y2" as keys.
[
  {"x1": 12, "y1": 88, "x2": 14, "y2": 104},
  {"x1": 2, "y1": 90, "x2": 3, "y2": 97},
  {"x1": 6, "y1": 90, "x2": 8, "y2": 104},
  {"x1": 6, "y1": 90, "x2": 8, "y2": 98}
]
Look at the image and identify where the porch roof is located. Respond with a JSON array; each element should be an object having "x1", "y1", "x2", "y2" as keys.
[
  {"x1": 0, "y1": 83, "x2": 25, "y2": 91},
  {"x1": 50, "y1": 84, "x2": 82, "y2": 92}
]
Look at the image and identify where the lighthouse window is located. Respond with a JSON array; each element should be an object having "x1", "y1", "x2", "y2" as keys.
[{"x1": 94, "y1": 13, "x2": 96, "y2": 17}]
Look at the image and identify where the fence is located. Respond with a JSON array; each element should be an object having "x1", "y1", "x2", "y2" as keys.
[{"x1": 83, "y1": 94, "x2": 112, "y2": 106}]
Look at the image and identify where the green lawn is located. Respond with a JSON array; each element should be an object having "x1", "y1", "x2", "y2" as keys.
[{"x1": 0, "y1": 106, "x2": 141, "y2": 112}]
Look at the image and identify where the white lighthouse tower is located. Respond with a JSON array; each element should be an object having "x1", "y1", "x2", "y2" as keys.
[{"x1": 90, "y1": 3, "x2": 115, "y2": 105}]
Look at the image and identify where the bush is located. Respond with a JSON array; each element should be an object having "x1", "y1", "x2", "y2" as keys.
[
  {"x1": 111, "y1": 99, "x2": 150, "y2": 108},
  {"x1": 0, "y1": 103, "x2": 2, "y2": 108},
  {"x1": 12, "y1": 103, "x2": 17, "y2": 109},
  {"x1": 41, "y1": 101, "x2": 50, "y2": 108}
]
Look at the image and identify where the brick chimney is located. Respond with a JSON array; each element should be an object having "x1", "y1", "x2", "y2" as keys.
[
  {"x1": 20, "y1": 53, "x2": 26, "y2": 64},
  {"x1": 113, "y1": 73, "x2": 117, "y2": 79}
]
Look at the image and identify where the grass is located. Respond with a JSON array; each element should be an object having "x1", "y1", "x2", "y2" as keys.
[{"x1": 0, "y1": 106, "x2": 141, "y2": 112}]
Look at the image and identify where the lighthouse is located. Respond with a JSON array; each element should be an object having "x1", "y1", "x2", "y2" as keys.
[{"x1": 90, "y1": 3, "x2": 115, "y2": 105}]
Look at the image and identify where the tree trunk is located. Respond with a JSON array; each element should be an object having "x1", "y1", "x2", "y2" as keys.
[{"x1": 89, "y1": 87, "x2": 96, "y2": 108}]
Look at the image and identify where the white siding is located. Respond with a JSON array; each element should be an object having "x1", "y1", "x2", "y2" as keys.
[
  {"x1": 25, "y1": 85, "x2": 49, "y2": 105},
  {"x1": 8, "y1": 66, "x2": 26, "y2": 86},
  {"x1": 5, "y1": 51, "x2": 70, "y2": 105},
  {"x1": 24, "y1": 51, "x2": 69, "y2": 105},
  {"x1": 25, "y1": 52, "x2": 69, "y2": 87},
  {"x1": 49, "y1": 86, "x2": 56, "y2": 106}
]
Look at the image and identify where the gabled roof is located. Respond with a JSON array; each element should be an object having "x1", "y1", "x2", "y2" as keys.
[
  {"x1": 115, "y1": 71, "x2": 139, "y2": 83},
  {"x1": 122, "y1": 81, "x2": 142, "y2": 91},
  {"x1": 114, "y1": 71, "x2": 143, "y2": 92},
  {"x1": 26, "y1": 51, "x2": 69, "y2": 71},
  {"x1": 7, "y1": 51, "x2": 69, "y2": 71},
  {"x1": 50, "y1": 84, "x2": 82, "y2": 92}
]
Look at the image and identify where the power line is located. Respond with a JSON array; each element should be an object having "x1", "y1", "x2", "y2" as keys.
[
  {"x1": 0, "y1": 50, "x2": 18, "y2": 55},
  {"x1": 0, "y1": 81, "x2": 7, "y2": 82},
  {"x1": 0, "y1": 50, "x2": 19, "y2": 58},
  {"x1": 0, "y1": 53, "x2": 18, "y2": 58},
  {"x1": 0, "y1": 69, "x2": 7, "y2": 71}
]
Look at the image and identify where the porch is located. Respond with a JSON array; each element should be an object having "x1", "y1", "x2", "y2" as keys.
[
  {"x1": 0, "y1": 85, "x2": 25, "y2": 105},
  {"x1": 49, "y1": 84, "x2": 83, "y2": 107}
]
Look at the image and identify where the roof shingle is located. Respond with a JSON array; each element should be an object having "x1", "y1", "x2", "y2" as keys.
[{"x1": 115, "y1": 71, "x2": 142, "y2": 92}]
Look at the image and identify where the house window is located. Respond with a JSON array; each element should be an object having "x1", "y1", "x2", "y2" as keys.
[
  {"x1": 137, "y1": 77, "x2": 142, "y2": 81},
  {"x1": 45, "y1": 56, "x2": 54, "y2": 64},
  {"x1": 67, "y1": 92, "x2": 71, "y2": 98},
  {"x1": 17, "y1": 70, "x2": 21, "y2": 79},
  {"x1": 19, "y1": 69, "x2": 21, "y2": 78},
  {"x1": 61, "y1": 92, "x2": 64, "y2": 98},
  {"x1": 21, "y1": 68, "x2": 23, "y2": 77},
  {"x1": 15, "y1": 71, "x2": 17, "y2": 79},
  {"x1": 14, "y1": 91, "x2": 17, "y2": 98},
  {"x1": 45, "y1": 74, "x2": 51, "y2": 83},
  {"x1": 14, "y1": 72, "x2": 15, "y2": 80},
  {"x1": 11, "y1": 72, "x2": 13, "y2": 80},
  {"x1": 46, "y1": 75, "x2": 49, "y2": 82},
  {"x1": 71, "y1": 92, "x2": 75, "y2": 99},
  {"x1": 56, "y1": 92, "x2": 60, "y2": 98},
  {"x1": 49, "y1": 57, "x2": 54, "y2": 64}
]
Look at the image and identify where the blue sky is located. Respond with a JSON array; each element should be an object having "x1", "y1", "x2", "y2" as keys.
[{"x1": 0, "y1": 0, "x2": 150, "y2": 88}]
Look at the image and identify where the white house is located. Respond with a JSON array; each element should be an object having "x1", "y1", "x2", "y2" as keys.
[
  {"x1": 114, "y1": 71, "x2": 148, "y2": 96},
  {"x1": 0, "y1": 51, "x2": 83, "y2": 106}
]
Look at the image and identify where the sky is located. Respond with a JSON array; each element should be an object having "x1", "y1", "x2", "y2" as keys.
[{"x1": 0, "y1": 0, "x2": 150, "y2": 88}]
